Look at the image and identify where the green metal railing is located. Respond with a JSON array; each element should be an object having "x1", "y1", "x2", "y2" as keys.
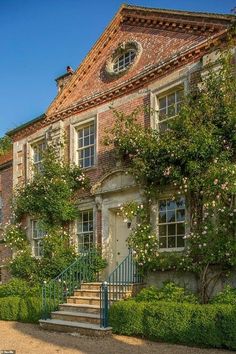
[
  {"x1": 42, "y1": 249, "x2": 100, "y2": 319},
  {"x1": 100, "y1": 250, "x2": 143, "y2": 328}
]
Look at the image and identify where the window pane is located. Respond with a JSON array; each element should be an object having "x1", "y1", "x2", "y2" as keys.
[
  {"x1": 167, "y1": 105, "x2": 175, "y2": 117},
  {"x1": 159, "y1": 97, "x2": 166, "y2": 109},
  {"x1": 159, "y1": 200, "x2": 166, "y2": 211},
  {"x1": 177, "y1": 209, "x2": 185, "y2": 222},
  {"x1": 159, "y1": 237, "x2": 167, "y2": 248},
  {"x1": 176, "y1": 90, "x2": 184, "y2": 102},
  {"x1": 177, "y1": 236, "x2": 185, "y2": 248},
  {"x1": 84, "y1": 136, "x2": 90, "y2": 146},
  {"x1": 176, "y1": 197, "x2": 185, "y2": 209},
  {"x1": 168, "y1": 224, "x2": 176, "y2": 236},
  {"x1": 168, "y1": 236, "x2": 176, "y2": 248},
  {"x1": 159, "y1": 211, "x2": 166, "y2": 223},
  {"x1": 168, "y1": 93, "x2": 175, "y2": 106},
  {"x1": 177, "y1": 223, "x2": 185, "y2": 235},
  {"x1": 167, "y1": 200, "x2": 176, "y2": 210},
  {"x1": 167, "y1": 210, "x2": 175, "y2": 222},
  {"x1": 159, "y1": 109, "x2": 167, "y2": 121},
  {"x1": 84, "y1": 127, "x2": 90, "y2": 136},
  {"x1": 159, "y1": 225, "x2": 166, "y2": 236}
]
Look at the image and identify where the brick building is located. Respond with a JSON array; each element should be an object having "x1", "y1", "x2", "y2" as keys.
[
  {"x1": 0, "y1": 151, "x2": 13, "y2": 283},
  {"x1": 6, "y1": 5, "x2": 236, "y2": 278}
]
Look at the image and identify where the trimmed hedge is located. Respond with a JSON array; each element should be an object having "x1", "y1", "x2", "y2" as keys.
[
  {"x1": 109, "y1": 300, "x2": 236, "y2": 350},
  {"x1": 0, "y1": 296, "x2": 43, "y2": 323},
  {"x1": 0, "y1": 278, "x2": 40, "y2": 298}
]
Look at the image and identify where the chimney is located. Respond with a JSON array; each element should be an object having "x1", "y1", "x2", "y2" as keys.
[{"x1": 55, "y1": 66, "x2": 74, "y2": 93}]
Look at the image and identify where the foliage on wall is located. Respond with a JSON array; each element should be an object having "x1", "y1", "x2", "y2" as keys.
[
  {"x1": 106, "y1": 49, "x2": 236, "y2": 302},
  {"x1": 0, "y1": 136, "x2": 12, "y2": 156},
  {"x1": 3, "y1": 144, "x2": 91, "y2": 283}
]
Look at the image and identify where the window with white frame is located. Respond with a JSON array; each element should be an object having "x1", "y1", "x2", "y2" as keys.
[
  {"x1": 158, "y1": 197, "x2": 186, "y2": 249},
  {"x1": 31, "y1": 220, "x2": 46, "y2": 257},
  {"x1": 32, "y1": 140, "x2": 46, "y2": 173},
  {"x1": 0, "y1": 193, "x2": 3, "y2": 224},
  {"x1": 77, "y1": 123, "x2": 95, "y2": 169},
  {"x1": 113, "y1": 49, "x2": 136, "y2": 74},
  {"x1": 157, "y1": 87, "x2": 184, "y2": 132},
  {"x1": 77, "y1": 210, "x2": 94, "y2": 252}
]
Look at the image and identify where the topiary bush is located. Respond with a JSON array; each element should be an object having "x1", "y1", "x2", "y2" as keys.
[
  {"x1": 109, "y1": 300, "x2": 236, "y2": 350},
  {"x1": 134, "y1": 282, "x2": 198, "y2": 304},
  {"x1": 0, "y1": 296, "x2": 46, "y2": 323},
  {"x1": 0, "y1": 296, "x2": 21, "y2": 321}
]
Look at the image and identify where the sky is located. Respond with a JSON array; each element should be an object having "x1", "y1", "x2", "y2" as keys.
[{"x1": 0, "y1": 0, "x2": 235, "y2": 137}]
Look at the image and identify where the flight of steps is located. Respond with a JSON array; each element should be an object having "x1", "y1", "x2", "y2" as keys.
[{"x1": 39, "y1": 282, "x2": 143, "y2": 336}]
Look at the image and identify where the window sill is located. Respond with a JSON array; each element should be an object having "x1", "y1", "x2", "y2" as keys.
[{"x1": 159, "y1": 247, "x2": 185, "y2": 253}]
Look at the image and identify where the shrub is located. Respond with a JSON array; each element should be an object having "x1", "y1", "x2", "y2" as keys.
[
  {"x1": 109, "y1": 300, "x2": 145, "y2": 335},
  {"x1": 0, "y1": 278, "x2": 40, "y2": 298},
  {"x1": 0, "y1": 296, "x2": 43, "y2": 323},
  {"x1": 135, "y1": 282, "x2": 198, "y2": 304},
  {"x1": 210, "y1": 285, "x2": 236, "y2": 305},
  {"x1": 0, "y1": 296, "x2": 21, "y2": 321},
  {"x1": 109, "y1": 300, "x2": 236, "y2": 350}
]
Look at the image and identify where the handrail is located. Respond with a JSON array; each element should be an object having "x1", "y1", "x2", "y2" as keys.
[
  {"x1": 100, "y1": 249, "x2": 143, "y2": 328},
  {"x1": 42, "y1": 248, "x2": 100, "y2": 319}
]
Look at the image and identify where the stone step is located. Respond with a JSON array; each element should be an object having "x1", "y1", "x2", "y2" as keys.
[
  {"x1": 51, "y1": 310, "x2": 100, "y2": 325},
  {"x1": 80, "y1": 282, "x2": 102, "y2": 291},
  {"x1": 59, "y1": 303, "x2": 100, "y2": 314},
  {"x1": 67, "y1": 296, "x2": 101, "y2": 306},
  {"x1": 39, "y1": 318, "x2": 112, "y2": 336},
  {"x1": 74, "y1": 289, "x2": 133, "y2": 298}
]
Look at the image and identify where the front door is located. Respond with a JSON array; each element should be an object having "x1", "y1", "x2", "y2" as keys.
[{"x1": 115, "y1": 214, "x2": 130, "y2": 266}]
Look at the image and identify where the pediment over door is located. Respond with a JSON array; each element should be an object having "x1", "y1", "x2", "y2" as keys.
[{"x1": 91, "y1": 169, "x2": 136, "y2": 195}]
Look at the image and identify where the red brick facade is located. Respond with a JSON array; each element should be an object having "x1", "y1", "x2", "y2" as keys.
[{"x1": 4, "y1": 5, "x2": 235, "y2": 275}]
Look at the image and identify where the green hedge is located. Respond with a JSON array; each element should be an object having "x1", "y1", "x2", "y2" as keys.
[
  {"x1": 0, "y1": 296, "x2": 43, "y2": 323},
  {"x1": 109, "y1": 300, "x2": 236, "y2": 350}
]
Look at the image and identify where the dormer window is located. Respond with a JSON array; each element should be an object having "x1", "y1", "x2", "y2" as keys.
[{"x1": 113, "y1": 49, "x2": 136, "y2": 74}]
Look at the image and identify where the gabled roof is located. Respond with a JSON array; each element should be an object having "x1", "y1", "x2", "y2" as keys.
[
  {"x1": 9, "y1": 4, "x2": 236, "y2": 140},
  {"x1": 45, "y1": 4, "x2": 235, "y2": 114}
]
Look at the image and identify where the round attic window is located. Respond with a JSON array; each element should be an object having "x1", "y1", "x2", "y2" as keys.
[
  {"x1": 105, "y1": 41, "x2": 142, "y2": 78},
  {"x1": 113, "y1": 49, "x2": 136, "y2": 74}
]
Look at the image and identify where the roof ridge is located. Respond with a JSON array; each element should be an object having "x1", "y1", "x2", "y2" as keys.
[{"x1": 122, "y1": 3, "x2": 236, "y2": 20}]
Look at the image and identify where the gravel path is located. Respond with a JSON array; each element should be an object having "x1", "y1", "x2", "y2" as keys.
[{"x1": 0, "y1": 321, "x2": 234, "y2": 354}]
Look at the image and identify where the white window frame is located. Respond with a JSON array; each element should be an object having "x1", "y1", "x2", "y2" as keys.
[
  {"x1": 113, "y1": 49, "x2": 136, "y2": 74},
  {"x1": 157, "y1": 196, "x2": 187, "y2": 252},
  {"x1": 157, "y1": 87, "x2": 184, "y2": 131},
  {"x1": 31, "y1": 139, "x2": 46, "y2": 174},
  {"x1": 150, "y1": 78, "x2": 188, "y2": 131},
  {"x1": 77, "y1": 208, "x2": 95, "y2": 253},
  {"x1": 77, "y1": 123, "x2": 95, "y2": 169},
  {"x1": 70, "y1": 116, "x2": 97, "y2": 169},
  {"x1": 31, "y1": 220, "x2": 46, "y2": 257}
]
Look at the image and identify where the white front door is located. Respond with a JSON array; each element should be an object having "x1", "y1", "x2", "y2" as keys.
[{"x1": 115, "y1": 213, "x2": 130, "y2": 266}]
